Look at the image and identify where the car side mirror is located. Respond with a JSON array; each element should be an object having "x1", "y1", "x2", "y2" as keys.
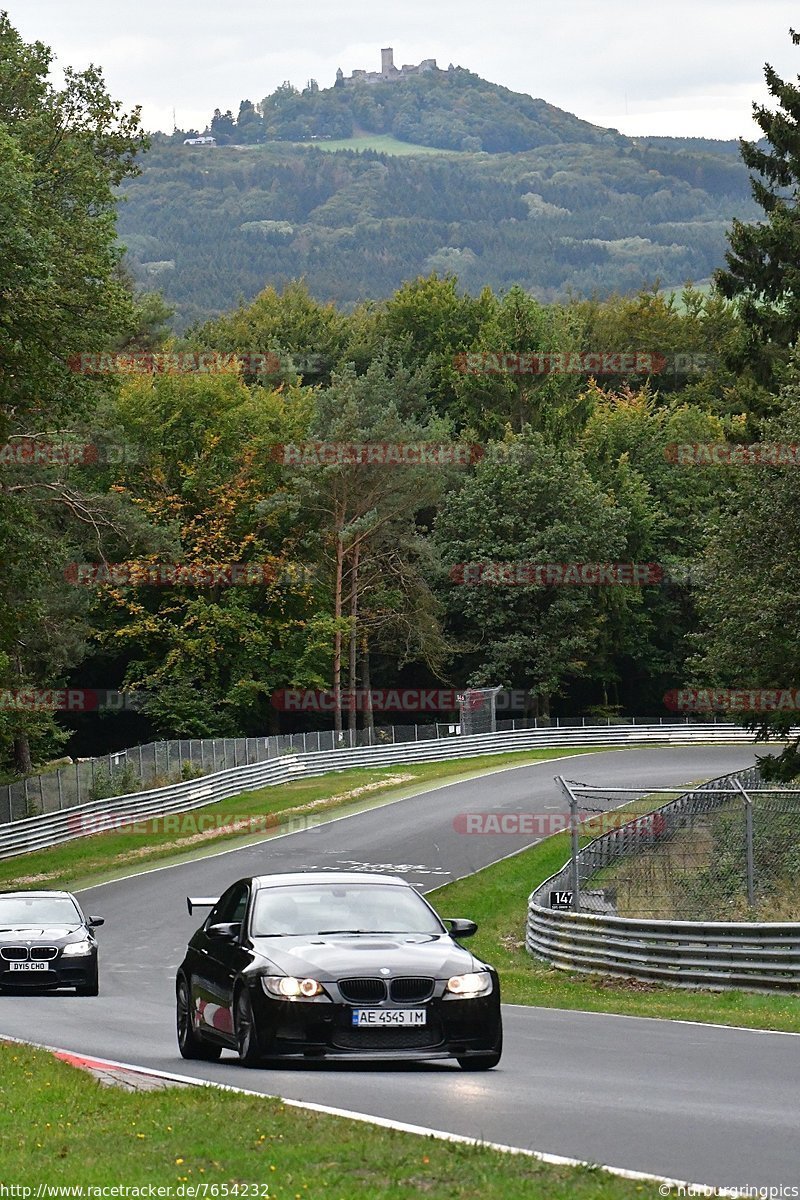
[
  {"x1": 446, "y1": 918, "x2": 478, "y2": 938},
  {"x1": 207, "y1": 921, "x2": 241, "y2": 941},
  {"x1": 88, "y1": 916, "x2": 104, "y2": 928}
]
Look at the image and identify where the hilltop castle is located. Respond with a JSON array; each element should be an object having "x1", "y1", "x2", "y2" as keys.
[{"x1": 335, "y1": 48, "x2": 445, "y2": 87}]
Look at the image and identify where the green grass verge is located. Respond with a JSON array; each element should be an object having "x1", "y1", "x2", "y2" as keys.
[
  {"x1": 0, "y1": 1043, "x2": 654, "y2": 1196},
  {"x1": 2, "y1": 748, "x2": 598, "y2": 892},
  {"x1": 428, "y1": 832, "x2": 800, "y2": 1033}
]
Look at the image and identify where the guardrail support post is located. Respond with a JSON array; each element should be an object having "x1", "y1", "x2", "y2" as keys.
[
  {"x1": 556, "y1": 775, "x2": 582, "y2": 913},
  {"x1": 734, "y1": 779, "x2": 755, "y2": 908}
]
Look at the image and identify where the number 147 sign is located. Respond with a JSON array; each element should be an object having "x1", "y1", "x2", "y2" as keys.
[{"x1": 549, "y1": 890, "x2": 573, "y2": 910}]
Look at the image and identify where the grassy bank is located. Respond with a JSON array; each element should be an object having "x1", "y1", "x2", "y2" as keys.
[
  {"x1": 0, "y1": 1043, "x2": 657, "y2": 1196},
  {"x1": 295, "y1": 133, "x2": 460, "y2": 155},
  {"x1": 2, "y1": 747, "x2": 597, "y2": 892},
  {"x1": 428, "y1": 831, "x2": 800, "y2": 1032}
]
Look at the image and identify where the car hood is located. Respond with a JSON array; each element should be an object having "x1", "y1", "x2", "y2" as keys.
[
  {"x1": 0, "y1": 925, "x2": 83, "y2": 942},
  {"x1": 250, "y1": 933, "x2": 480, "y2": 979}
]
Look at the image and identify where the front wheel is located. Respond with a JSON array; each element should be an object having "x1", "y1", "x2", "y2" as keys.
[
  {"x1": 75, "y1": 961, "x2": 99, "y2": 996},
  {"x1": 177, "y1": 976, "x2": 222, "y2": 1061},
  {"x1": 457, "y1": 1033, "x2": 502, "y2": 1071},
  {"x1": 234, "y1": 985, "x2": 262, "y2": 1066}
]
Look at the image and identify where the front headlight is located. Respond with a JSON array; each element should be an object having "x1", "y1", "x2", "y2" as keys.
[
  {"x1": 261, "y1": 975, "x2": 324, "y2": 999},
  {"x1": 62, "y1": 939, "x2": 93, "y2": 958},
  {"x1": 445, "y1": 971, "x2": 493, "y2": 998}
]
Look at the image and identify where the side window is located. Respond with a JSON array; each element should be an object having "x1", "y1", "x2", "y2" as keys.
[{"x1": 209, "y1": 883, "x2": 249, "y2": 926}]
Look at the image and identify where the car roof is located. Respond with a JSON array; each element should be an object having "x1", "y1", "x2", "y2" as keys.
[
  {"x1": 0, "y1": 890, "x2": 77, "y2": 899},
  {"x1": 251, "y1": 872, "x2": 408, "y2": 889}
]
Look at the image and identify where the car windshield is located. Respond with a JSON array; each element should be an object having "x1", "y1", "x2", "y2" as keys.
[
  {"x1": 0, "y1": 895, "x2": 82, "y2": 926},
  {"x1": 251, "y1": 883, "x2": 444, "y2": 937}
]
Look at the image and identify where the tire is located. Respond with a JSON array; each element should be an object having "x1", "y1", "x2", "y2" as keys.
[
  {"x1": 457, "y1": 1033, "x2": 502, "y2": 1071},
  {"x1": 75, "y1": 962, "x2": 99, "y2": 997},
  {"x1": 234, "y1": 985, "x2": 262, "y2": 1067},
  {"x1": 177, "y1": 975, "x2": 222, "y2": 1061}
]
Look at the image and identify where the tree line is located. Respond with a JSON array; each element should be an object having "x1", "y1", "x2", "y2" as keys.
[{"x1": 2, "y1": 15, "x2": 800, "y2": 777}]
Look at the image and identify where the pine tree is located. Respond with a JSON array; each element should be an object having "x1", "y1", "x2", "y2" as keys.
[{"x1": 716, "y1": 29, "x2": 800, "y2": 376}]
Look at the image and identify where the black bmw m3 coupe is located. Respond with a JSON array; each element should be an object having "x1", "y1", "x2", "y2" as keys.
[{"x1": 176, "y1": 872, "x2": 502, "y2": 1069}]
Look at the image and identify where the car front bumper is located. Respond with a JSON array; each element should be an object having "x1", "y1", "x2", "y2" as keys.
[
  {"x1": 248, "y1": 980, "x2": 502, "y2": 1061},
  {"x1": 0, "y1": 955, "x2": 97, "y2": 990}
]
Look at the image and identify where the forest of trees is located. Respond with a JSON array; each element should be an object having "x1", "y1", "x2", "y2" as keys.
[
  {"x1": 3, "y1": 14, "x2": 800, "y2": 778},
  {"x1": 203, "y1": 68, "x2": 624, "y2": 153},
  {"x1": 117, "y1": 136, "x2": 757, "y2": 328}
]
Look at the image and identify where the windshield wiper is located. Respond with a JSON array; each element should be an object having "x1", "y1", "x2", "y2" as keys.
[{"x1": 316, "y1": 928, "x2": 415, "y2": 935}]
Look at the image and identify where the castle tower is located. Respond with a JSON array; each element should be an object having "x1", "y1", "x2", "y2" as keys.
[{"x1": 381, "y1": 47, "x2": 394, "y2": 75}]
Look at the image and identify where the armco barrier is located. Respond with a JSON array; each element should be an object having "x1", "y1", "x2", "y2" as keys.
[
  {"x1": 0, "y1": 723, "x2": 764, "y2": 861},
  {"x1": 526, "y1": 765, "x2": 800, "y2": 991}
]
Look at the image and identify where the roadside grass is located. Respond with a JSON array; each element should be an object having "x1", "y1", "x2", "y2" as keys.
[
  {"x1": 0, "y1": 1043, "x2": 656, "y2": 1196},
  {"x1": 0, "y1": 748, "x2": 598, "y2": 892},
  {"x1": 428, "y1": 830, "x2": 800, "y2": 1033}
]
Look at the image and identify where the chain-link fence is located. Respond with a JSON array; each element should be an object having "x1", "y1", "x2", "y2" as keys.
[
  {"x1": 556, "y1": 766, "x2": 800, "y2": 921},
  {"x1": 0, "y1": 713, "x2": 740, "y2": 826},
  {"x1": 0, "y1": 723, "x2": 469, "y2": 823}
]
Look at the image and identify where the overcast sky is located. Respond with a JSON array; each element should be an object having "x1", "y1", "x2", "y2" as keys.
[{"x1": 5, "y1": 0, "x2": 799, "y2": 140}]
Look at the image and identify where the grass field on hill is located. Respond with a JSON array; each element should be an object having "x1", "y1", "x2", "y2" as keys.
[{"x1": 293, "y1": 133, "x2": 462, "y2": 155}]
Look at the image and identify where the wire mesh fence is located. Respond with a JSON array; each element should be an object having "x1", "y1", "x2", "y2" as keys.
[
  {"x1": 0, "y1": 712, "x2": 740, "y2": 827},
  {"x1": 556, "y1": 766, "x2": 800, "y2": 921},
  {"x1": 0, "y1": 722, "x2": 466, "y2": 823}
]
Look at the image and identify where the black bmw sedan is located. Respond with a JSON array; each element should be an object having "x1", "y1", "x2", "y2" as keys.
[
  {"x1": 176, "y1": 872, "x2": 502, "y2": 1069},
  {"x1": 0, "y1": 890, "x2": 103, "y2": 994}
]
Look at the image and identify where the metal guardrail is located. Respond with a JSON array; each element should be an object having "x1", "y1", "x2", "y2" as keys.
[
  {"x1": 0, "y1": 722, "x2": 763, "y2": 861},
  {"x1": 527, "y1": 765, "x2": 800, "y2": 991},
  {"x1": 0, "y1": 714, "x2": 744, "y2": 822}
]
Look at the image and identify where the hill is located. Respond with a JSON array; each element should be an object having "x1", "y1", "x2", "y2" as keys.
[
  {"x1": 243, "y1": 65, "x2": 626, "y2": 153},
  {"x1": 119, "y1": 68, "x2": 758, "y2": 326}
]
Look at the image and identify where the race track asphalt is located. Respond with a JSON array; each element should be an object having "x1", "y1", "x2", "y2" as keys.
[{"x1": 3, "y1": 744, "x2": 798, "y2": 1187}]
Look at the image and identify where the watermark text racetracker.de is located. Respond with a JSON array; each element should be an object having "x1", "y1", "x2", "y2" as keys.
[
  {"x1": 664, "y1": 442, "x2": 800, "y2": 466},
  {"x1": 453, "y1": 810, "x2": 667, "y2": 836},
  {"x1": 68, "y1": 811, "x2": 316, "y2": 839},
  {"x1": 0, "y1": 1185, "x2": 272, "y2": 1198},
  {"x1": 0, "y1": 689, "x2": 144, "y2": 713},
  {"x1": 269, "y1": 442, "x2": 483, "y2": 467},
  {"x1": 63, "y1": 562, "x2": 313, "y2": 588},
  {"x1": 453, "y1": 351, "x2": 716, "y2": 376},
  {"x1": 450, "y1": 561, "x2": 663, "y2": 586},
  {"x1": 0, "y1": 439, "x2": 140, "y2": 466},
  {"x1": 271, "y1": 687, "x2": 531, "y2": 713},
  {"x1": 664, "y1": 688, "x2": 800, "y2": 714}
]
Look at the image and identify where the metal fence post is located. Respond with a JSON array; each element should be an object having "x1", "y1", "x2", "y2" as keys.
[
  {"x1": 734, "y1": 779, "x2": 755, "y2": 907},
  {"x1": 57, "y1": 770, "x2": 64, "y2": 811},
  {"x1": 556, "y1": 775, "x2": 581, "y2": 913}
]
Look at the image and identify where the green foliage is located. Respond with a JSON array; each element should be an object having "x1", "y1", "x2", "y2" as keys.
[
  {"x1": 87, "y1": 761, "x2": 140, "y2": 802},
  {"x1": 115, "y1": 138, "x2": 757, "y2": 326},
  {"x1": 716, "y1": 29, "x2": 800, "y2": 380},
  {"x1": 0, "y1": 13, "x2": 148, "y2": 771}
]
